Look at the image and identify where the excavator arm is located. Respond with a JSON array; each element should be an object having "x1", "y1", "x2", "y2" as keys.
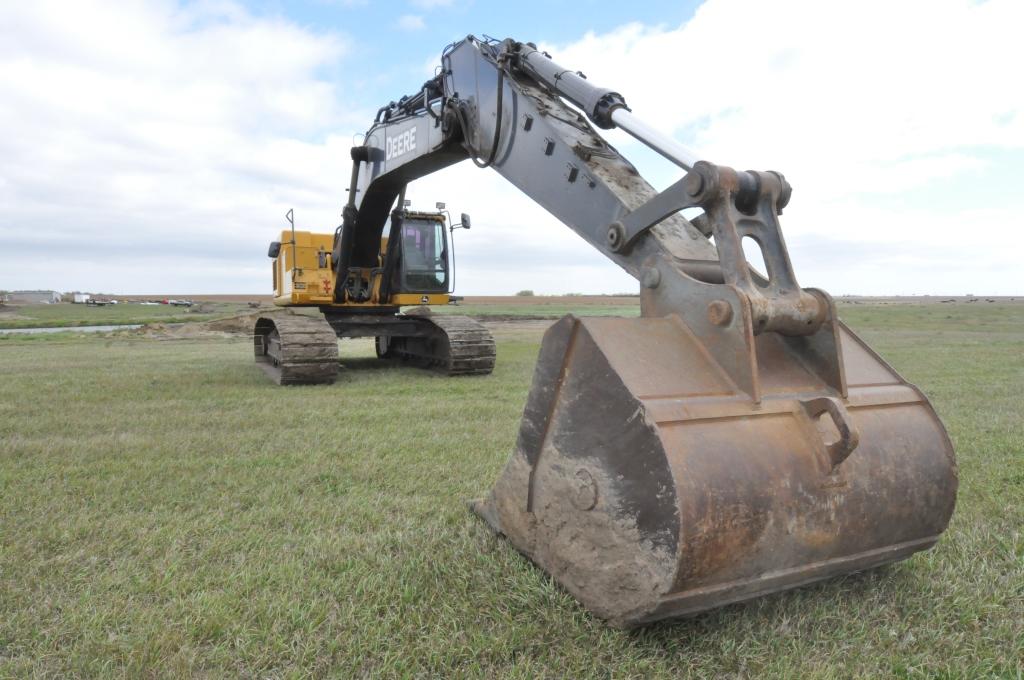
[
  {"x1": 339, "y1": 37, "x2": 717, "y2": 285},
  {"x1": 331, "y1": 36, "x2": 957, "y2": 628},
  {"x1": 342, "y1": 36, "x2": 833, "y2": 396}
]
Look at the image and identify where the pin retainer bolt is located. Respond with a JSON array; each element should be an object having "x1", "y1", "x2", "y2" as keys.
[
  {"x1": 707, "y1": 299, "x2": 734, "y2": 326},
  {"x1": 641, "y1": 267, "x2": 661, "y2": 289},
  {"x1": 606, "y1": 221, "x2": 625, "y2": 251}
]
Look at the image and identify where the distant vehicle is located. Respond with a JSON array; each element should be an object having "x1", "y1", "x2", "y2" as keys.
[{"x1": 162, "y1": 299, "x2": 193, "y2": 307}]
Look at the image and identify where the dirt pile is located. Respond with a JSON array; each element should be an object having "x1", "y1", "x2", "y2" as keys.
[
  {"x1": 134, "y1": 312, "x2": 552, "y2": 342},
  {"x1": 136, "y1": 312, "x2": 263, "y2": 339}
]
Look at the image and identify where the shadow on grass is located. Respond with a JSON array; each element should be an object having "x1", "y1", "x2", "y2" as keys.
[
  {"x1": 339, "y1": 357, "x2": 408, "y2": 371},
  {"x1": 624, "y1": 562, "x2": 914, "y2": 647}
]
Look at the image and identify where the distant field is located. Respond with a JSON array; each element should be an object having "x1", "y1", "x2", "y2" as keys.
[
  {"x1": 115, "y1": 294, "x2": 271, "y2": 303},
  {"x1": 6, "y1": 294, "x2": 1019, "y2": 328},
  {"x1": 0, "y1": 301, "x2": 256, "y2": 329},
  {"x1": 0, "y1": 301, "x2": 1021, "y2": 676}
]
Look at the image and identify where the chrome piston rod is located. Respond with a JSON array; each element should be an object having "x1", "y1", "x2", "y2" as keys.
[
  {"x1": 610, "y1": 107, "x2": 700, "y2": 172},
  {"x1": 514, "y1": 41, "x2": 701, "y2": 171}
]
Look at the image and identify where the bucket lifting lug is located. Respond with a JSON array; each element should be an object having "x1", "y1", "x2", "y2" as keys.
[{"x1": 801, "y1": 396, "x2": 860, "y2": 470}]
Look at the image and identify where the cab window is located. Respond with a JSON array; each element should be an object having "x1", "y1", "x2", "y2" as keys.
[{"x1": 401, "y1": 219, "x2": 448, "y2": 292}]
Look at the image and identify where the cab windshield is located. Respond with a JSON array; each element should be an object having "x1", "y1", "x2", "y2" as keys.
[{"x1": 400, "y1": 218, "x2": 448, "y2": 292}]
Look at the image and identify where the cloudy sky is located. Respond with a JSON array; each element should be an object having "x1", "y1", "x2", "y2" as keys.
[{"x1": 1, "y1": 0, "x2": 1021, "y2": 295}]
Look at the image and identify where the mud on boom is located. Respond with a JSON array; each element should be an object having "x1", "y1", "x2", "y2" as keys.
[{"x1": 254, "y1": 36, "x2": 957, "y2": 627}]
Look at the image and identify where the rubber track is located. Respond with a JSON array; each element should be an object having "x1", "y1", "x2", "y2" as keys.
[
  {"x1": 253, "y1": 314, "x2": 338, "y2": 385},
  {"x1": 427, "y1": 315, "x2": 496, "y2": 376},
  {"x1": 383, "y1": 314, "x2": 496, "y2": 376}
]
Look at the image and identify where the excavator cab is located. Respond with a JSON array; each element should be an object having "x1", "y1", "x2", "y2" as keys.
[{"x1": 392, "y1": 212, "x2": 449, "y2": 294}]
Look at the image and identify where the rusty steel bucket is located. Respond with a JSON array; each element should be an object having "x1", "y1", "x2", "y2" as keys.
[
  {"x1": 473, "y1": 165, "x2": 957, "y2": 627},
  {"x1": 473, "y1": 312, "x2": 957, "y2": 627}
]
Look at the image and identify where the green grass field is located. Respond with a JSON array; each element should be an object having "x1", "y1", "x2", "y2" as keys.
[
  {"x1": 1, "y1": 302, "x2": 1021, "y2": 677},
  {"x1": 0, "y1": 302, "x2": 255, "y2": 329}
]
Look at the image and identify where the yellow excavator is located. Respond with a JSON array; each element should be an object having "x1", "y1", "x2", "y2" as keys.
[
  {"x1": 256, "y1": 207, "x2": 493, "y2": 385},
  {"x1": 255, "y1": 36, "x2": 957, "y2": 628}
]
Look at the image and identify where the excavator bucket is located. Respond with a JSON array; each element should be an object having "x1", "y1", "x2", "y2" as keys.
[{"x1": 472, "y1": 166, "x2": 957, "y2": 628}]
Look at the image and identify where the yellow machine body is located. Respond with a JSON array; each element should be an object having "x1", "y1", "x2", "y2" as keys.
[{"x1": 271, "y1": 213, "x2": 452, "y2": 308}]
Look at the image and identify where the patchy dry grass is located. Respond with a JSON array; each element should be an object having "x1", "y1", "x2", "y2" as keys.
[{"x1": 0, "y1": 302, "x2": 1021, "y2": 677}]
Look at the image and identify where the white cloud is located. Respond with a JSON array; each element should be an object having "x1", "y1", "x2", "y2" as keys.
[
  {"x1": 0, "y1": 0, "x2": 363, "y2": 293},
  {"x1": 546, "y1": 2, "x2": 1024, "y2": 203},
  {"x1": 1, "y1": 0, "x2": 1021, "y2": 296},
  {"x1": 446, "y1": 0, "x2": 1024, "y2": 294},
  {"x1": 397, "y1": 14, "x2": 426, "y2": 31}
]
